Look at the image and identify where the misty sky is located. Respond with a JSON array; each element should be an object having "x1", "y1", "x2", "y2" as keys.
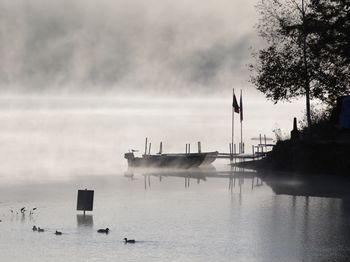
[{"x1": 0, "y1": 0, "x2": 261, "y2": 94}]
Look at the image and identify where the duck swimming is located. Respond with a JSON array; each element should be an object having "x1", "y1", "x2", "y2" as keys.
[
  {"x1": 124, "y1": 238, "x2": 135, "y2": 243},
  {"x1": 97, "y1": 228, "x2": 109, "y2": 234},
  {"x1": 32, "y1": 225, "x2": 37, "y2": 231},
  {"x1": 38, "y1": 227, "x2": 44, "y2": 232},
  {"x1": 55, "y1": 230, "x2": 62, "y2": 235}
]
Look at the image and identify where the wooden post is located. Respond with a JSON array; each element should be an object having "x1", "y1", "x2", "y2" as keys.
[
  {"x1": 198, "y1": 142, "x2": 201, "y2": 153},
  {"x1": 188, "y1": 144, "x2": 191, "y2": 154},
  {"x1": 259, "y1": 134, "x2": 262, "y2": 145},
  {"x1": 252, "y1": 145, "x2": 254, "y2": 159},
  {"x1": 144, "y1": 137, "x2": 148, "y2": 155},
  {"x1": 83, "y1": 188, "x2": 87, "y2": 215},
  {"x1": 185, "y1": 144, "x2": 188, "y2": 154},
  {"x1": 234, "y1": 144, "x2": 237, "y2": 164},
  {"x1": 148, "y1": 143, "x2": 151, "y2": 155},
  {"x1": 159, "y1": 142, "x2": 163, "y2": 154}
]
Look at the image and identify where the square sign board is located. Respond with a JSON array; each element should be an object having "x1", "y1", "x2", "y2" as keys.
[{"x1": 77, "y1": 189, "x2": 94, "y2": 211}]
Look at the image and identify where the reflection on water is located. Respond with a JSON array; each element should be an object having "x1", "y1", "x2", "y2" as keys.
[
  {"x1": 76, "y1": 214, "x2": 93, "y2": 227},
  {"x1": 126, "y1": 166, "x2": 263, "y2": 194},
  {"x1": 1, "y1": 169, "x2": 350, "y2": 261},
  {"x1": 262, "y1": 172, "x2": 350, "y2": 199}
]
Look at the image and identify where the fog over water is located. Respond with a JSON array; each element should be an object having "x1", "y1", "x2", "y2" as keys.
[
  {"x1": 0, "y1": 0, "x2": 261, "y2": 93},
  {"x1": 2, "y1": 1, "x2": 348, "y2": 261},
  {"x1": 0, "y1": 95, "x2": 303, "y2": 183}
]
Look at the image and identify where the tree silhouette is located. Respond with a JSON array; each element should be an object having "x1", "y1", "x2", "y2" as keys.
[{"x1": 250, "y1": 0, "x2": 350, "y2": 128}]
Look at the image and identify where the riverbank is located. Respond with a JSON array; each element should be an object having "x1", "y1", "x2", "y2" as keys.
[{"x1": 235, "y1": 138, "x2": 350, "y2": 175}]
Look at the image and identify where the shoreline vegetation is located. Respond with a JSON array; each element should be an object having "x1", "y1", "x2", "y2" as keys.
[
  {"x1": 239, "y1": 138, "x2": 350, "y2": 176},
  {"x1": 246, "y1": 0, "x2": 350, "y2": 176},
  {"x1": 237, "y1": 108, "x2": 350, "y2": 175}
]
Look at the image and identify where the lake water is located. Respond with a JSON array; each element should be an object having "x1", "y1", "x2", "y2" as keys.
[{"x1": 0, "y1": 96, "x2": 349, "y2": 261}]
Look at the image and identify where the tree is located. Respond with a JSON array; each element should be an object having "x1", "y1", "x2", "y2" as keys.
[
  {"x1": 306, "y1": 0, "x2": 350, "y2": 104},
  {"x1": 250, "y1": 0, "x2": 350, "y2": 128}
]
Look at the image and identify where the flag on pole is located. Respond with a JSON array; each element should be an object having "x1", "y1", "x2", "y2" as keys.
[
  {"x1": 232, "y1": 91, "x2": 240, "y2": 113},
  {"x1": 240, "y1": 90, "x2": 243, "y2": 122}
]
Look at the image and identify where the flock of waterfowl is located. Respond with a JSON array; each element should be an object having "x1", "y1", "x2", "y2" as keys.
[
  {"x1": 31, "y1": 225, "x2": 135, "y2": 243},
  {"x1": 9, "y1": 207, "x2": 37, "y2": 215},
  {"x1": 3, "y1": 207, "x2": 136, "y2": 244}
]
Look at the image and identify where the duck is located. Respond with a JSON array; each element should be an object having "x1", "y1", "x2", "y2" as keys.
[
  {"x1": 97, "y1": 228, "x2": 109, "y2": 234},
  {"x1": 55, "y1": 230, "x2": 62, "y2": 235},
  {"x1": 124, "y1": 238, "x2": 135, "y2": 243},
  {"x1": 32, "y1": 225, "x2": 37, "y2": 231},
  {"x1": 38, "y1": 227, "x2": 44, "y2": 232}
]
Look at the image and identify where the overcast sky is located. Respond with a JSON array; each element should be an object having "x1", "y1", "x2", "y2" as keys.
[{"x1": 0, "y1": 0, "x2": 262, "y2": 94}]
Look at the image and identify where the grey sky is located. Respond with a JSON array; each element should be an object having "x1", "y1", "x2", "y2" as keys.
[{"x1": 0, "y1": 0, "x2": 260, "y2": 94}]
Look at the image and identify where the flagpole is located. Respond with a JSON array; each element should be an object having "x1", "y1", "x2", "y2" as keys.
[
  {"x1": 240, "y1": 117, "x2": 243, "y2": 153},
  {"x1": 232, "y1": 88, "x2": 234, "y2": 155},
  {"x1": 240, "y1": 89, "x2": 243, "y2": 154}
]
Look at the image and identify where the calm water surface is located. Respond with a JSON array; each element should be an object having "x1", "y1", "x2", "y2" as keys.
[
  {"x1": 0, "y1": 96, "x2": 349, "y2": 261},
  {"x1": 1, "y1": 169, "x2": 350, "y2": 262}
]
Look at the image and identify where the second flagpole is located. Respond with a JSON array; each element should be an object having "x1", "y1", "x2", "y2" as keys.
[
  {"x1": 240, "y1": 89, "x2": 243, "y2": 154},
  {"x1": 232, "y1": 88, "x2": 234, "y2": 156}
]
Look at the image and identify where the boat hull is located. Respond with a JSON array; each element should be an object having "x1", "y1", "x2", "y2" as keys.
[{"x1": 125, "y1": 152, "x2": 218, "y2": 169}]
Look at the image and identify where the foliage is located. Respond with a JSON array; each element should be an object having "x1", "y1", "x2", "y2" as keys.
[
  {"x1": 250, "y1": 0, "x2": 350, "y2": 117},
  {"x1": 299, "y1": 102, "x2": 337, "y2": 140},
  {"x1": 298, "y1": 102, "x2": 330, "y2": 128}
]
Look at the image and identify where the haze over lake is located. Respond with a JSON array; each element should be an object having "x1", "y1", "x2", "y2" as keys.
[
  {"x1": 1, "y1": 0, "x2": 349, "y2": 260},
  {"x1": 1, "y1": 96, "x2": 350, "y2": 262},
  {"x1": 0, "y1": 95, "x2": 303, "y2": 183}
]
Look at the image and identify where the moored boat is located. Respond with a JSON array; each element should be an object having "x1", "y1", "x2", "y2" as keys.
[{"x1": 124, "y1": 151, "x2": 218, "y2": 169}]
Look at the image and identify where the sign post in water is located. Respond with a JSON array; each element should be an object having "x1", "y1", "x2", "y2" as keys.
[{"x1": 77, "y1": 189, "x2": 94, "y2": 215}]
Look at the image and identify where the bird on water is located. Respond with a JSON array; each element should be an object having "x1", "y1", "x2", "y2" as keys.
[
  {"x1": 38, "y1": 227, "x2": 44, "y2": 232},
  {"x1": 55, "y1": 230, "x2": 62, "y2": 235},
  {"x1": 124, "y1": 238, "x2": 135, "y2": 243},
  {"x1": 97, "y1": 228, "x2": 109, "y2": 234},
  {"x1": 32, "y1": 225, "x2": 37, "y2": 231}
]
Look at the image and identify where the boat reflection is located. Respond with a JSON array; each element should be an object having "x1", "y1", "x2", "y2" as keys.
[{"x1": 124, "y1": 166, "x2": 262, "y2": 192}]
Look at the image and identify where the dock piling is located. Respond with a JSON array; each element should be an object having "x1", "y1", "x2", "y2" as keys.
[
  {"x1": 144, "y1": 137, "x2": 148, "y2": 155},
  {"x1": 159, "y1": 142, "x2": 163, "y2": 154},
  {"x1": 259, "y1": 134, "x2": 262, "y2": 145}
]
